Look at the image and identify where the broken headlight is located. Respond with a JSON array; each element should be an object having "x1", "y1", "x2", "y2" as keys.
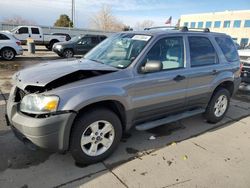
[{"x1": 20, "y1": 94, "x2": 59, "y2": 114}]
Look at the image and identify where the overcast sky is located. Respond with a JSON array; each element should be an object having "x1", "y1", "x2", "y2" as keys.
[{"x1": 1, "y1": 0, "x2": 250, "y2": 28}]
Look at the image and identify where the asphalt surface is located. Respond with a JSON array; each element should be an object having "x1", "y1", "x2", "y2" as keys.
[{"x1": 0, "y1": 47, "x2": 250, "y2": 187}]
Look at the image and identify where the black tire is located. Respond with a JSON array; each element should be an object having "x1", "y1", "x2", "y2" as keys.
[
  {"x1": 48, "y1": 40, "x2": 58, "y2": 51},
  {"x1": 204, "y1": 88, "x2": 230, "y2": 123},
  {"x1": 63, "y1": 49, "x2": 74, "y2": 58},
  {"x1": 1, "y1": 48, "x2": 16, "y2": 61},
  {"x1": 70, "y1": 108, "x2": 122, "y2": 165},
  {"x1": 45, "y1": 45, "x2": 50, "y2": 50}
]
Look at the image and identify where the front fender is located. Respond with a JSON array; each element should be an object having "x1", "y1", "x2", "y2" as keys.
[{"x1": 59, "y1": 86, "x2": 131, "y2": 112}]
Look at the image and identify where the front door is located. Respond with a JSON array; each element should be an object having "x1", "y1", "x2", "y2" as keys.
[
  {"x1": 14, "y1": 27, "x2": 29, "y2": 44},
  {"x1": 75, "y1": 37, "x2": 93, "y2": 55},
  {"x1": 132, "y1": 36, "x2": 188, "y2": 123}
]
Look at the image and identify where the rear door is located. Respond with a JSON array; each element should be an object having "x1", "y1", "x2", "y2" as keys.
[
  {"x1": 132, "y1": 36, "x2": 188, "y2": 123},
  {"x1": 30, "y1": 27, "x2": 43, "y2": 44},
  {"x1": 185, "y1": 36, "x2": 221, "y2": 108}
]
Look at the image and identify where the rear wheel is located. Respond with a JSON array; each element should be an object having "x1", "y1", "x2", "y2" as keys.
[
  {"x1": 63, "y1": 49, "x2": 74, "y2": 58},
  {"x1": 204, "y1": 88, "x2": 230, "y2": 123},
  {"x1": 47, "y1": 40, "x2": 58, "y2": 50},
  {"x1": 1, "y1": 48, "x2": 16, "y2": 60},
  {"x1": 70, "y1": 108, "x2": 122, "y2": 165}
]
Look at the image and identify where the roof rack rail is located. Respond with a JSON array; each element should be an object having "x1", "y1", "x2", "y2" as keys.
[
  {"x1": 144, "y1": 26, "x2": 178, "y2": 30},
  {"x1": 180, "y1": 26, "x2": 210, "y2": 32}
]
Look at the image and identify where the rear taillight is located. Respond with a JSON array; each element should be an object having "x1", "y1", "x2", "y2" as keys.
[{"x1": 16, "y1": 41, "x2": 21, "y2": 46}]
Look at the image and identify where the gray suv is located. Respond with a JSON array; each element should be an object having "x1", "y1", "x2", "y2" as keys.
[{"x1": 6, "y1": 28, "x2": 241, "y2": 165}]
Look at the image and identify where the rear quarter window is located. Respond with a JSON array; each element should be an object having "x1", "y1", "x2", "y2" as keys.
[
  {"x1": 0, "y1": 34, "x2": 10, "y2": 40},
  {"x1": 215, "y1": 37, "x2": 239, "y2": 62}
]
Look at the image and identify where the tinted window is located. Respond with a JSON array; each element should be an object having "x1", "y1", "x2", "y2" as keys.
[
  {"x1": 233, "y1": 20, "x2": 241, "y2": 28},
  {"x1": 18, "y1": 27, "x2": 28, "y2": 34},
  {"x1": 100, "y1": 36, "x2": 107, "y2": 41},
  {"x1": 144, "y1": 37, "x2": 184, "y2": 70},
  {"x1": 205, "y1": 21, "x2": 212, "y2": 28},
  {"x1": 223, "y1": 21, "x2": 230, "y2": 28},
  {"x1": 91, "y1": 37, "x2": 99, "y2": 44},
  {"x1": 244, "y1": 20, "x2": 250, "y2": 27},
  {"x1": 0, "y1": 34, "x2": 10, "y2": 40},
  {"x1": 78, "y1": 37, "x2": 91, "y2": 45},
  {"x1": 190, "y1": 22, "x2": 196, "y2": 28},
  {"x1": 189, "y1": 37, "x2": 217, "y2": 67},
  {"x1": 198, "y1": 22, "x2": 203, "y2": 28},
  {"x1": 215, "y1": 37, "x2": 239, "y2": 62},
  {"x1": 184, "y1": 22, "x2": 188, "y2": 27},
  {"x1": 31, "y1": 28, "x2": 40, "y2": 34},
  {"x1": 214, "y1": 21, "x2": 221, "y2": 28}
]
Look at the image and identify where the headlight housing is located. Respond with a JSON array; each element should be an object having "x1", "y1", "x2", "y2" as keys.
[
  {"x1": 20, "y1": 94, "x2": 59, "y2": 114},
  {"x1": 55, "y1": 45, "x2": 62, "y2": 50}
]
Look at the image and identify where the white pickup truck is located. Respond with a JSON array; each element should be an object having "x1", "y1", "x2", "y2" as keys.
[{"x1": 10, "y1": 26, "x2": 67, "y2": 50}]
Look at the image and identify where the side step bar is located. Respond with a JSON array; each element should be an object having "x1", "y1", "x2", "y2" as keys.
[{"x1": 135, "y1": 108, "x2": 205, "y2": 131}]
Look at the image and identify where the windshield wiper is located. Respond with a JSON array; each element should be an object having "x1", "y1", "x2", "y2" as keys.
[{"x1": 88, "y1": 58, "x2": 104, "y2": 64}]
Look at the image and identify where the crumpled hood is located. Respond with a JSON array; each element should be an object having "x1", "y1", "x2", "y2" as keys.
[{"x1": 13, "y1": 59, "x2": 118, "y2": 90}]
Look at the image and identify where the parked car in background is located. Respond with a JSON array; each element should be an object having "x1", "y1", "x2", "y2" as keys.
[
  {"x1": 52, "y1": 34, "x2": 107, "y2": 58},
  {"x1": 238, "y1": 49, "x2": 250, "y2": 83},
  {"x1": 0, "y1": 31, "x2": 23, "y2": 60},
  {"x1": 7, "y1": 28, "x2": 241, "y2": 165},
  {"x1": 51, "y1": 33, "x2": 71, "y2": 41},
  {"x1": 10, "y1": 26, "x2": 67, "y2": 50}
]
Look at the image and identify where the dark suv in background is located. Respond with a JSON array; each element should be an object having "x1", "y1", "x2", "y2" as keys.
[{"x1": 52, "y1": 34, "x2": 107, "y2": 58}]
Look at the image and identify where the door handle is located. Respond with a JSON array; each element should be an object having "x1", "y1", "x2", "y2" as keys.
[
  {"x1": 173, "y1": 75, "x2": 185, "y2": 81},
  {"x1": 40, "y1": 35, "x2": 42, "y2": 38},
  {"x1": 28, "y1": 34, "x2": 31, "y2": 37}
]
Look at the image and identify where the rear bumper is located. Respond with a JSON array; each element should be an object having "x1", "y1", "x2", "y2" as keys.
[
  {"x1": 16, "y1": 47, "x2": 23, "y2": 55},
  {"x1": 233, "y1": 77, "x2": 241, "y2": 95}
]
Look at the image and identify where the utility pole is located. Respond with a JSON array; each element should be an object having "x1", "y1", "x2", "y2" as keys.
[{"x1": 71, "y1": 0, "x2": 75, "y2": 27}]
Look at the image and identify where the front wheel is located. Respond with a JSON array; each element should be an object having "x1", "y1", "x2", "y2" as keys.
[
  {"x1": 63, "y1": 49, "x2": 74, "y2": 58},
  {"x1": 70, "y1": 108, "x2": 122, "y2": 165},
  {"x1": 204, "y1": 88, "x2": 230, "y2": 123}
]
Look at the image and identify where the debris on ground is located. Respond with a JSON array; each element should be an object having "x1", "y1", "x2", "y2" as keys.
[
  {"x1": 182, "y1": 155, "x2": 188, "y2": 160},
  {"x1": 167, "y1": 160, "x2": 172, "y2": 166},
  {"x1": 149, "y1": 135, "x2": 156, "y2": 140}
]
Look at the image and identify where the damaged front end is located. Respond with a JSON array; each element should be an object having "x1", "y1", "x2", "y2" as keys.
[{"x1": 12, "y1": 69, "x2": 116, "y2": 118}]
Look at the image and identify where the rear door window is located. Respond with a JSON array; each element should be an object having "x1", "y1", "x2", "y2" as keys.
[
  {"x1": 215, "y1": 37, "x2": 239, "y2": 62},
  {"x1": 31, "y1": 27, "x2": 40, "y2": 34},
  {"x1": 18, "y1": 27, "x2": 29, "y2": 34},
  {"x1": 188, "y1": 36, "x2": 217, "y2": 67}
]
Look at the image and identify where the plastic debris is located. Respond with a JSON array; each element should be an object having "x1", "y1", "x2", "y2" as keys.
[
  {"x1": 171, "y1": 142, "x2": 177, "y2": 146},
  {"x1": 149, "y1": 135, "x2": 156, "y2": 140},
  {"x1": 182, "y1": 155, "x2": 188, "y2": 160}
]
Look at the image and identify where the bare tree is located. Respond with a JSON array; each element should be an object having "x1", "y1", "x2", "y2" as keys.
[
  {"x1": 90, "y1": 5, "x2": 124, "y2": 31},
  {"x1": 2, "y1": 15, "x2": 36, "y2": 25},
  {"x1": 135, "y1": 20, "x2": 154, "y2": 30}
]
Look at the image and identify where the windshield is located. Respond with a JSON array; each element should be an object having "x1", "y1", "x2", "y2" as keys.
[
  {"x1": 10, "y1": 27, "x2": 18, "y2": 33},
  {"x1": 84, "y1": 33, "x2": 151, "y2": 69}
]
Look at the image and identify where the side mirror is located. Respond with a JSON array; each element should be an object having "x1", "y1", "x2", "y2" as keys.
[
  {"x1": 15, "y1": 30, "x2": 19, "y2": 34},
  {"x1": 141, "y1": 60, "x2": 162, "y2": 73}
]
